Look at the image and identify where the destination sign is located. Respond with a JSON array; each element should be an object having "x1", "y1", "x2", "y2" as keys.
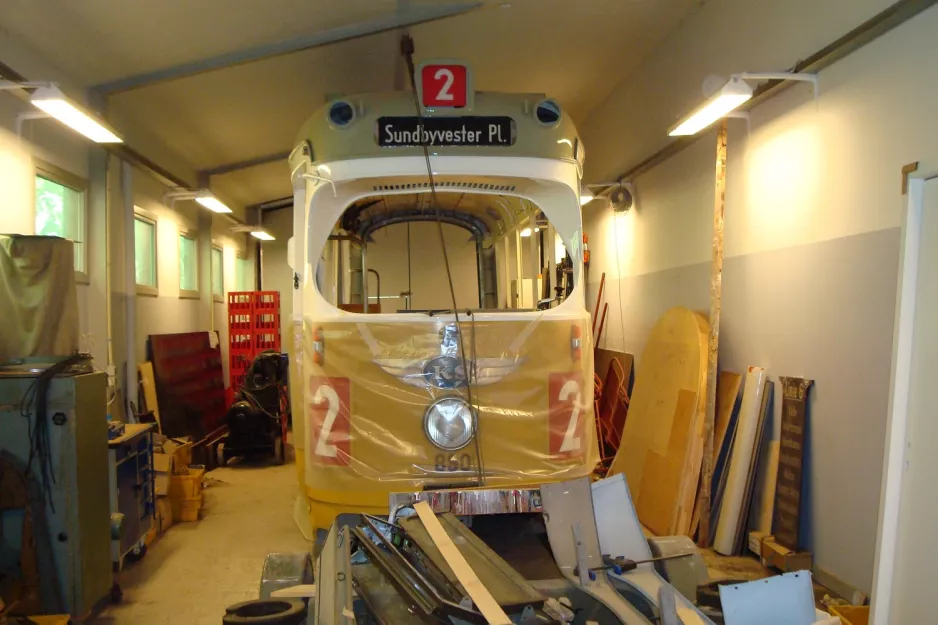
[{"x1": 377, "y1": 116, "x2": 515, "y2": 147}]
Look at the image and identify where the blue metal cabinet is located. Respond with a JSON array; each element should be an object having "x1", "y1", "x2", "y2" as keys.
[
  {"x1": 0, "y1": 371, "x2": 112, "y2": 618},
  {"x1": 108, "y1": 423, "x2": 156, "y2": 571}
]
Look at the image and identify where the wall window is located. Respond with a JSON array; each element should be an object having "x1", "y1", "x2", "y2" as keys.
[
  {"x1": 134, "y1": 214, "x2": 157, "y2": 295},
  {"x1": 34, "y1": 165, "x2": 87, "y2": 279},
  {"x1": 179, "y1": 233, "x2": 198, "y2": 296},
  {"x1": 235, "y1": 256, "x2": 252, "y2": 291},
  {"x1": 212, "y1": 246, "x2": 223, "y2": 300}
]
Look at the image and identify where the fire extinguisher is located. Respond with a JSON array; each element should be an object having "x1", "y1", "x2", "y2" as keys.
[{"x1": 583, "y1": 233, "x2": 590, "y2": 267}]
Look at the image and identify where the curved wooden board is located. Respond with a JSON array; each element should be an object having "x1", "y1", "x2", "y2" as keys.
[{"x1": 607, "y1": 307, "x2": 708, "y2": 529}]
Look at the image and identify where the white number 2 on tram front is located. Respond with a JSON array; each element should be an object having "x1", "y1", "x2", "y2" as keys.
[
  {"x1": 433, "y1": 68, "x2": 455, "y2": 102},
  {"x1": 549, "y1": 373, "x2": 583, "y2": 455},
  {"x1": 558, "y1": 380, "x2": 582, "y2": 453},
  {"x1": 313, "y1": 385, "x2": 340, "y2": 457},
  {"x1": 309, "y1": 377, "x2": 351, "y2": 466}
]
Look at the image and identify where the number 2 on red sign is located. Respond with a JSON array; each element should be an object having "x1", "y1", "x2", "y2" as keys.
[
  {"x1": 549, "y1": 373, "x2": 585, "y2": 456},
  {"x1": 309, "y1": 377, "x2": 350, "y2": 465},
  {"x1": 421, "y1": 64, "x2": 467, "y2": 108}
]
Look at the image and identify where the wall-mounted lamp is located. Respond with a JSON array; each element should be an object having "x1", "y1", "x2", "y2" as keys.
[
  {"x1": 164, "y1": 189, "x2": 233, "y2": 214},
  {"x1": 1, "y1": 81, "x2": 123, "y2": 143},
  {"x1": 250, "y1": 229, "x2": 275, "y2": 241},
  {"x1": 668, "y1": 72, "x2": 818, "y2": 137},
  {"x1": 519, "y1": 227, "x2": 532, "y2": 238}
]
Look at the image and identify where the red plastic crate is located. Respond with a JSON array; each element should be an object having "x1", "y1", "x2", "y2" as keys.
[
  {"x1": 229, "y1": 331, "x2": 252, "y2": 351},
  {"x1": 252, "y1": 291, "x2": 280, "y2": 315},
  {"x1": 229, "y1": 349, "x2": 254, "y2": 374},
  {"x1": 254, "y1": 331, "x2": 281, "y2": 351},
  {"x1": 227, "y1": 290, "x2": 282, "y2": 389},
  {"x1": 228, "y1": 311, "x2": 252, "y2": 332},
  {"x1": 228, "y1": 292, "x2": 253, "y2": 311}
]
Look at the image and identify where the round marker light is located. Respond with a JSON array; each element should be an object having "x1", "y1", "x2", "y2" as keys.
[
  {"x1": 424, "y1": 398, "x2": 474, "y2": 451},
  {"x1": 328, "y1": 101, "x2": 355, "y2": 127},
  {"x1": 535, "y1": 99, "x2": 562, "y2": 126}
]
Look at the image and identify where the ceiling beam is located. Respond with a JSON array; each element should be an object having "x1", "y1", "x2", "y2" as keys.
[
  {"x1": 93, "y1": 2, "x2": 483, "y2": 95},
  {"x1": 201, "y1": 151, "x2": 290, "y2": 178}
]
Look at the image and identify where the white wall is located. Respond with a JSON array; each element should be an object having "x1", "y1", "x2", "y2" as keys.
[
  {"x1": 133, "y1": 169, "x2": 249, "y2": 385},
  {"x1": 581, "y1": 0, "x2": 938, "y2": 595}
]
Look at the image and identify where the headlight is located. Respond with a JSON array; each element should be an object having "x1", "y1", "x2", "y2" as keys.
[{"x1": 424, "y1": 398, "x2": 474, "y2": 451}]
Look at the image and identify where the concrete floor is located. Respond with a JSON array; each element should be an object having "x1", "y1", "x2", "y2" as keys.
[{"x1": 91, "y1": 458, "x2": 310, "y2": 624}]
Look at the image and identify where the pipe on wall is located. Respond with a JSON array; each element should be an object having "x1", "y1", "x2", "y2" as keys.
[{"x1": 121, "y1": 160, "x2": 138, "y2": 415}]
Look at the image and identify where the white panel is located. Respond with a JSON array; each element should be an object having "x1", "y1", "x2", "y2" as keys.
[{"x1": 888, "y1": 178, "x2": 938, "y2": 624}]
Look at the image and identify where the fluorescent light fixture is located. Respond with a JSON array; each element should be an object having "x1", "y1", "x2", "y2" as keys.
[
  {"x1": 580, "y1": 193, "x2": 595, "y2": 206},
  {"x1": 519, "y1": 227, "x2": 532, "y2": 238},
  {"x1": 251, "y1": 230, "x2": 275, "y2": 241},
  {"x1": 195, "y1": 193, "x2": 232, "y2": 214},
  {"x1": 29, "y1": 85, "x2": 123, "y2": 143},
  {"x1": 668, "y1": 77, "x2": 753, "y2": 137}
]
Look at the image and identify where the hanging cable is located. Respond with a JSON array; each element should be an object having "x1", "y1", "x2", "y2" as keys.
[
  {"x1": 19, "y1": 353, "x2": 88, "y2": 513},
  {"x1": 400, "y1": 35, "x2": 485, "y2": 485}
]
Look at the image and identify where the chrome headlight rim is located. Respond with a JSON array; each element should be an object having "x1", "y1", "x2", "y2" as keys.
[{"x1": 423, "y1": 396, "x2": 475, "y2": 452}]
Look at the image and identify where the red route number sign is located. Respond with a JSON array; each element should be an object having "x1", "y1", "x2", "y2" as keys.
[
  {"x1": 549, "y1": 372, "x2": 585, "y2": 457},
  {"x1": 421, "y1": 64, "x2": 467, "y2": 108},
  {"x1": 309, "y1": 376, "x2": 351, "y2": 466}
]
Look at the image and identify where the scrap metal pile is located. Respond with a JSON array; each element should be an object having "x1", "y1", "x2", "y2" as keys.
[{"x1": 289, "y1": 476, "x2": 718, "y2": 625}]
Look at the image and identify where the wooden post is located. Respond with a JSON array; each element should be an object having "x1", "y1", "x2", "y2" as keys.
[{"x1": 697, "y1": 120, "x2": 728, "y2": 547}]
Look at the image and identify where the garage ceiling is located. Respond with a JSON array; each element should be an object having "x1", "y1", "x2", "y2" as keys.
[{"x1": 0, "y1": 0, "x2": 703, "y2": 208}]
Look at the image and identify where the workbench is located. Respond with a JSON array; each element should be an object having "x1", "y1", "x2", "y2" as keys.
[{"x1": 108, "y1": 422, "x2": 157, "y2": 599}]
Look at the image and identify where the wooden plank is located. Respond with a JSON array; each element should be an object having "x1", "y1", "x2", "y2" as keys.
[
  {"x1": 592, "y1": 272, "x2": 606, "y2": 336},
  {"x1": 773, "y1": 377, "x2": 814, "y2": 551},
  {"x1": 636, "y1": 389, "x2": 697, "y2": 535},
  {"x1": 697, "y1": 118, "x2": 728, "y2": 546},
  {"x1": 672, "y1": 312, "x2": 710, "y2": 535},
  {"x1": 713, "y1": 366, "x2": 766, "y2": 554},
  {"x1": 413, "y1": 501, "x2": 511, "y2": 625},
  {"x1": 608, "y1": 307, "x2": 708, "y2": 520},
  {"x1": 138, "y1": 361, "x2": 161, "y2": 431},
  {"x1": 107, "y1": 422, "x2": 156, "y2": 446},
  {"x1": 271, "y1": 584, "x2": 318, "y2": 598}
]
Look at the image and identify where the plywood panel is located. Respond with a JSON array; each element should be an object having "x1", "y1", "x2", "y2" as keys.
[
  {"x1": 609, "y1": 307, "x2": 708, "y2": 532},
  {"x1": 636, "y1": 389, "x2": 697, "y2": 535}
]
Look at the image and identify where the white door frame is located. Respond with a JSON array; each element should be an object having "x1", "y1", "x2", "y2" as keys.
[{"x1": 869, "y1": 173, "x2": 933, "y2": 623}]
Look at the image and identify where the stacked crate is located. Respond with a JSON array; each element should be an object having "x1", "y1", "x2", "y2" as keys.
[{"x1": 227, "y1": 291, "x2": 281, "y2": 391}]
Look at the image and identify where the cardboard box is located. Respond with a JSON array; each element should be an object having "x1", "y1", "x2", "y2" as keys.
[
  {"x1": 169, "y1": 465, "x2": 206, "y2": 500},
  {"x1": 171, "y1": 495, "x2": 203, "y2": 522},
  {"x1": 758, "y1": 534, "x2": 812, "y2": 573},
  {"x1": 153, "y1": 452, "x2": 172, "y2": 496},
  {"x1": 162, "y1": 438, "x2": 193, "y2": 473},
  {"x1": 156, "y1": 497, "x2": 174, "y2": 533},
  {"x1": 749, "y1": 530, "x2": 771, "y2": 555}
]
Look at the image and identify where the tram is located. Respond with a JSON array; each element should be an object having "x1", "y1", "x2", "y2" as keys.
[{"x1": 286, "y1": 60, "x2": 597, "y2": 538}]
